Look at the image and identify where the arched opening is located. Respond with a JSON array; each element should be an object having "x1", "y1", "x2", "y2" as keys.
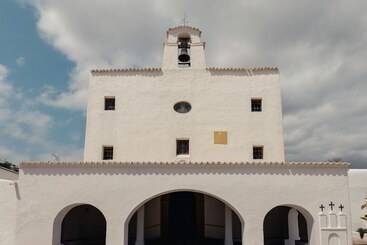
[
  {"x1": 328, "y1": 234, "x2": 340, "y2": 245},
  {"x1": 60, "y1": 204, "x2": 106, "y2": 245},
  {"x1": 177, "y1": 34, "x2": 191, "y2": 67},
  {"x1": 263, "y1": 206, "x2": 310, "y2": 245},
  {"x1": 128, "y1": 191, "x2": 243, "y2": 245}
]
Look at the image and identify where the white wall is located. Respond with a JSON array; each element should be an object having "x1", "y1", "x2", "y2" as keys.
[
  {"x1": 348, "y1": 169, "x2": 367, "y2": 233},
  {"x1": 0, "y1": 180, "x2": 17, "y2": 245},
  {"x1": 84, "y1": 69, "x2": 284, "y2": 163},
  {"x1": 16, "y1": 162, "x2": 351, "y2": 245},
  {"x1": 84, "y1": 26, "x2": 284, "y2": 163}
]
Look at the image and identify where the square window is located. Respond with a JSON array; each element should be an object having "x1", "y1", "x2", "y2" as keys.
[
  {"x1": 251, "y1": 99, "x2": 262, "y2": 112},
  {"x1": 176, "y1": 139, "x2": 189, "y2": 156},
  {"x1": 103, "y1": 146, "x2": 113, "y2": 160},
  {"x1": 105, "y1": 97, "x2": 115, "y2": 110},
  {"x1": 253, "y1": 146, "x2": 263, "y2": 160},
  {"x1": 214, "y1": 131, "x2": 228, "y2": 144}
]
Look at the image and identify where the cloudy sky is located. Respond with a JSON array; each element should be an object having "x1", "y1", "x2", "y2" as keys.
[{"x1": 0, "y1": 0, "x2": 366, "y2": 167}]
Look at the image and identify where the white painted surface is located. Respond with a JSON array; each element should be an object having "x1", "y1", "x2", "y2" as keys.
[
  {"x1": 84, "y1": 69, "x2": 284, "y2": 163},
  {"x1": 319, "y1": 212, "x2": 348, "y2": 245},
  {"x1": 285, "y1": 208, "x2": 300, "y2": 245},
  {"x1": 15, "y1": 163, "x2": 352, "y2": 245},
  {"x1": 348, "y1": 169, "x2": 367, "y2": 234},
  {"x1": 0, "y1": 180, "x2": 17, "y2": 245},
  {"x1": 84, "y1": 26, "x2": 284, "y2": 163}
]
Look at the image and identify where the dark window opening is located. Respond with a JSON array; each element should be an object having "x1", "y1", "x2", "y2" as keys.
[
  {"x1": 251, "y1": 99, "x2": 262, "y2": 112},
  {"x1": 174, "y1": 102, "x2": 192, "y2": 113},
  {"x1": 103, "y1": 146, "x2": 113, "y2": 160},
  {"x1": 61, "y1": 204, "x2": 106, "y2": 245},
  {"x1": 176, "y1": 140, "x2": 189, "y2": 155},
  {"x1": 104, "y1": 97, "x2": 115, "y2": 110},
  {"x1": 253, "y1": 146, "x2": 263, "y2": 160}
]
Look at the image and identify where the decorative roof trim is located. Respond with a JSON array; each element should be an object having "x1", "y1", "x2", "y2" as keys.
[
  {"x1": 91, "y1": 67, "x2": 279, "y2": 74},
  {"x1": 207, "y1": 67, "x2": 279, "y2": 72},
  {"x1": 20, "y1": 161, "x2": 350, "y2": 168},
  {"x1": 91, "y1": 67, "x2": 162, "y2": 74},
  {"x1": 167, "y1": 25, "x2": 202, "y2": 34}
]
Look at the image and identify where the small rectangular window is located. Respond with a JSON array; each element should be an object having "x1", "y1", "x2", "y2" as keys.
[
  {"x1": 176, "y1": 139, "x2": 189, "y2": 156},
  {"x1": 251, "y1": 99, "x2": 262, "y2": 112},
  {"x1": 103, "y1": 146, "x2": 113, "y2": 160},
  {"x1": 104, "y1": 97, "x2": 115, "y2": 110},
  {"x1": 253, "y1": 146, "x2": 263, "y2": 160}
]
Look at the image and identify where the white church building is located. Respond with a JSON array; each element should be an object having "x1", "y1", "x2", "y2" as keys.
[{"x1": 1, "y1": 26, "x2": 367, "y2": 245}]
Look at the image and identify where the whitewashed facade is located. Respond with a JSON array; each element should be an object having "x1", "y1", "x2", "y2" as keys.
[{"x1": 0, "y1": 26, "x2": 366, "y2": 245}]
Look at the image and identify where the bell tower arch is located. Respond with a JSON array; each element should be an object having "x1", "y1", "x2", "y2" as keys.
[{"x1": 162, "y1": 26, "x2": 206, "y2": 70}]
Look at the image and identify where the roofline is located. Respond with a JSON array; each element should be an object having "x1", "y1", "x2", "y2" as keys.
[
  {"x1": 206, "y1": 67, "x2": 279, "y2": 73},
  {"x1": 91, "y1": 67, "x2": 162, "y2": 74},
  {"x1": 91, "y1": 67, "x2": 279, "y2": 74},
  {"x1": 167, "y1": 25, "x2": 202, "y2": 35},
  {"x1": 20, "y1": 161, "x2": 350, "y2": 168},
  {"x1": 0, "y1": 166, "x2": 19, "y2": 175}
]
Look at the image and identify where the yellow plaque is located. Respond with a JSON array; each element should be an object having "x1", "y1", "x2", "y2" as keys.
[{"x1": 214, "y1": 131, "x2": 228, "y2": 144}]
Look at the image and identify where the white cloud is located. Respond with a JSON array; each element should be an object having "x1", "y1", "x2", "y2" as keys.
[
  {"x1": 0, "y1": 64, "x2": 8, "y2": 80},
  {"x1": 16, "y1": 56, "x2": 25, "y2": 66},
  {"x1": 0, "y1": 63, "x2": 83, "y2": 163},
  {"x1": 18, "y1": 0, "x2": 367, "y2": 167}
]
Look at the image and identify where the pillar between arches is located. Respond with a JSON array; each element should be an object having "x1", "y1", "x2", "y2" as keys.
[
  {"x1": 105, "y1": 212, "x2": 124, "y2": 245},
  {"x1": 243, "y1": 215, "x2": 264, "y2": 245}
]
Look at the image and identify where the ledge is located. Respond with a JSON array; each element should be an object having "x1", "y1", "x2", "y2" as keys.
[
  {"x1": 167, "y1": 25, "x2": 202, "y2": 35},
  {"x1": 20, "y1": 161, "x2": 350, "y2": 168},
  {"x1": 206, "y1": 67, "x2": 279, "y2": 73},
  {"x1": 91, "y1": 67, "x2": 279, "y2": 74},
  {"x1": 91, "y1": 67, "x2": 162, "y2": 74}
]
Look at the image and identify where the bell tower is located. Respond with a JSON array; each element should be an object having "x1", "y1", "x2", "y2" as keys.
[{"x1": 162, "y1": 26, "x2": 206, "y2": 70}]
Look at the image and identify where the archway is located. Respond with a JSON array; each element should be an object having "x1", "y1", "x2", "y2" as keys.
[
  {"x1": 60, "y1": 204, "x2": 106, "y2": 245},
  {"x1": 127, "y1": 191, "x2": 243, "y2": 245},
  {"x1": 328, "y1": 234, "x2": 340, "y2": 245},
  {"x1": 263, "y1": 206, "x2": 310, "y2": 245}
]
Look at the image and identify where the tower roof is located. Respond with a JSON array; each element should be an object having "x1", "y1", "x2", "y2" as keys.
[{"x1": 167, "y1": 25, "x2": 202, "y2": 37}]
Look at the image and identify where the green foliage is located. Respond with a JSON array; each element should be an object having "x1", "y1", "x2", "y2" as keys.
[
  {"x1": 362, "y1": 198, "x2": 367, "y2": 220},
  {"x1": 357, "y1": 228, "x2": 367, "y2": 239},
  {"x1": 0, "y1": 161, "x2": 19, "y2": 172}
]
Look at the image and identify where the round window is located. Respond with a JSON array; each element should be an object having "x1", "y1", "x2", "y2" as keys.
[{"x1": 174, "y1": 101, "x2": 191, "y2": 113}]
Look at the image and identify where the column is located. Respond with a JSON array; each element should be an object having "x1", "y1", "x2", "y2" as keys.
[
  {"x1": 328, "y1": 211, "x2": 337, "y2": 228},
  {"x1": 242, "y1": 215, "x2": 264, "y2": 245},
  {"x1": 225, "y1": 205, "x2": 233, "y2": 245},
  {"x1": 135, "y1": 206, "x2": 145, "y2": 245},
  {"x1": 285, "y1": 208, "x2": 300, "y2": 245},
  {"x1": 319, "y1": 212, "x2": 327, "y2": 228},
  {"x1": 337, "y1": 212, "x2": 347, "y2": 228}
]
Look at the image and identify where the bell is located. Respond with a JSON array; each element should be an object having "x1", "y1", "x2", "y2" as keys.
[{"x1": 178, "y1": 48, "x2": 190, "y2": 62}]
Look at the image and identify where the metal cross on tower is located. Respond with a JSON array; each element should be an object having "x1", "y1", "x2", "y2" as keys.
[{"x1": 182, "y1": 13, "x2": 188, "y2": 26}]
